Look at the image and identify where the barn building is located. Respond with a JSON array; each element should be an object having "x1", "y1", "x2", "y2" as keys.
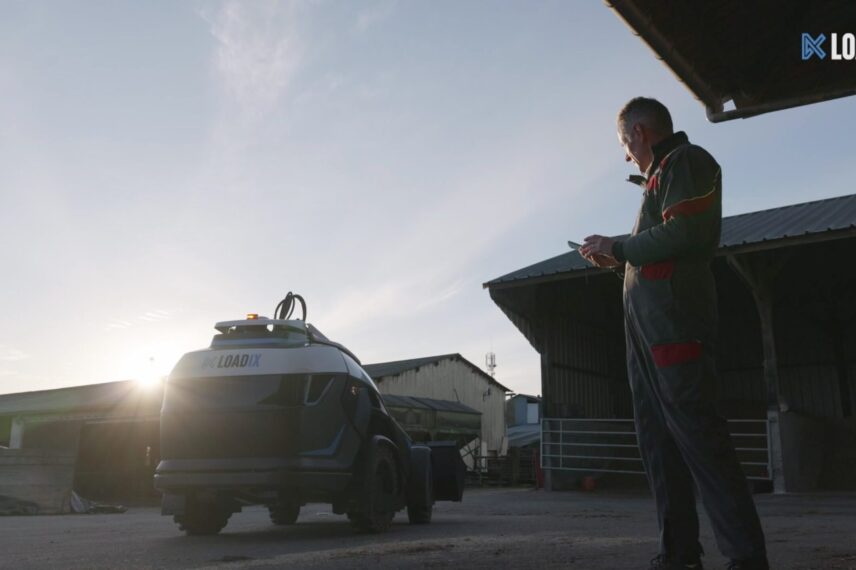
[
  {"x1": 364, "y1": 354, "x2": 510, "y2": 457},
  {"x1": 485, "y1": 194, "x2": 856, "y2": 493},
  {"x1": 0, "y1": 380, "x2": 162, "y2": 512}
]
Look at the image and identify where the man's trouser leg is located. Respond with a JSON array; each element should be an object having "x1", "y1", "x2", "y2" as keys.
[
  {"x1": 653, "y1": 344, "x2": 767, "y2": 561},
  {"x1": 627, "y1": 323, "x2": 702, "y2": 562}
]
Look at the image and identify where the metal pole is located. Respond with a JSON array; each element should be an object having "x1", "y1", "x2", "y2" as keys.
[{"x1": 726, "y1": 253, "x2": 788, "y2": 493}]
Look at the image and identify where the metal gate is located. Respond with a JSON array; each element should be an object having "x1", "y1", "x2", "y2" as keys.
[{"x1": 541, "y1": 418, "x2": 771, "y2": 481}]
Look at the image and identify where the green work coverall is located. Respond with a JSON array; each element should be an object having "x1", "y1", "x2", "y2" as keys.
[{"x1": 613, "y1": 131, "x2": 767, "y2": 563}]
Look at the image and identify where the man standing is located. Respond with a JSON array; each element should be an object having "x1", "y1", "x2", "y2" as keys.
[{"x1": 580, "y1": 98, "x2": 769, "y2": 570}]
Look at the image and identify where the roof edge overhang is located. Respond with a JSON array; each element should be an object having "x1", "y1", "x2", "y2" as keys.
[
  {"x1": 704, "y1": 87, "x2": 856, "y2": 123},
  {"x1": 373, "y1": 353, "x2": 512, "y2": 394},
  {"x1": 605, "y1": 1, "x2": 856, "y2": 122},
  {"x1": 484, "y1": 266, "x2": 610, "y2": 291},
  {"x1": 606, "y1": 0, "x2": 723, "y2": 113},
  {"x1": 485, "y1": 226, "x2": 856, "y2": 291}
]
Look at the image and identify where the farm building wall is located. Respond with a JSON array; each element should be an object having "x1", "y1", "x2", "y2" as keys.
[{"x1": 375, "y1": 358, "x2": 507, "y2": 454}]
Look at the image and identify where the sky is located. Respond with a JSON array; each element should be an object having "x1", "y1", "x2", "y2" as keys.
[{"x1": 1, "y1": 1, "x2": 854, "y2": 397}]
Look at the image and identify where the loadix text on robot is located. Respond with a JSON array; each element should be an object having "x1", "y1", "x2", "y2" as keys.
[{"x1": 202, "y1": 353, "x2": 262, "y2": 369}]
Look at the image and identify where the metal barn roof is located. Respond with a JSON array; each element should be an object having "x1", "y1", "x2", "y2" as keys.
[
  {"x1": 382, "y1": 394, "x2": 480, "y2": 415},
  {"x1": 364, "y1": 353, "x2": 511, "y2": 393},
  {"x1": 363, "y1": 354, "x2": 459, "y2": 379},
  {"x1": 485, "y1": 193, "x2": 856, "y2": 288},
  {"x1": 607, "y1": 1, "x2": 856, "y2": 121},
  {"x1": 509, "y1": 393, "x2": 542, "y2": 403},
  {"x1": 507, "y1": 424, "x2": 541, "y2": 448},
  {"x1": 0, "y1": 380, "x2": 162, "y2": 417}
]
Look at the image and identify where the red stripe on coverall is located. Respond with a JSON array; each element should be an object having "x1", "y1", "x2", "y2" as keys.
[
  {"x1": 647, "y1": 147, "x2": 678, "y2": 192},
  {"x1": 651, "y1": 341, "x2": 702, "y2": 368},
  {"x1": 646, "y1": 174, "x2": 658, "y2": 193},
  {"x1": 640, "y1": 260, "x2": 674, "y2": 280},
  {"x1": 662, "y1": 187, "x2": 717, "y2": 221}
]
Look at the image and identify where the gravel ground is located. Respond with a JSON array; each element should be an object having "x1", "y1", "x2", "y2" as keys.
[{"x1": 1, "y1": 488, "x2": 855, "y2": 569}]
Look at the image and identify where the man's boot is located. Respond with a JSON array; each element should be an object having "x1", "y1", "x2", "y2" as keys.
[
  {"x1": 647, "y1": 553, "x2": 703, "y2": 570},
  {"x1": 726, "y1": 556, "x2": 769, "y2": 570}
]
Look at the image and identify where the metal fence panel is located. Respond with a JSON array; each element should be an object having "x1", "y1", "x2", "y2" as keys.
[{"x1": 541, "y1": 418, "x2": 771, "y2": 481}]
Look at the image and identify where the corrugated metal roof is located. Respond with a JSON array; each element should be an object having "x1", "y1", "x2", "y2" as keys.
[
  {"x1": 382, "y1": 394, "x2": 480, "y2": 415},
  {"x1": 364, "y1": 353, "x2": 511, "y2": 393},
  {"x1": 510, "y1": 393, "x2": 541, "y2": 402},
  {"x1": 507, "y1": 423, "x2": 540, "y2": 448},
  {"x1": 486, "y1": 250, "x2": 595, "y2": 287},
  {"x1": 485, "y1": 193, "x2": 856, "y2": 288},
  {"x1": 719, "y1": 194, "x2": 856, "y2": 247},
  {"x1": 0, "y1": 380, "x2": 162, "y2": 417},
  {"x1": 363, "y1": 354, "x2": 458, "y2": 380}
]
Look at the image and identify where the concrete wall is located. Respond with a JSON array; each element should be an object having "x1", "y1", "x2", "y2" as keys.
[
  {"x1": 375, "y1": 358, "x2": 507, "y2": 454},
  {"x1": 778, "y1": 411, "x2": 825, "y2": 492},
  {"x1": 0, "y1": 449, "x2": 76, "y2": 514}
]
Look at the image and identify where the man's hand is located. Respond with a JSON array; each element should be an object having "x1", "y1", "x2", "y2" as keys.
[
  {"x1": 587, "y1": 253, "x2": 620, "y2": 268},
  {"x1": 579, "y1": 235, "x2": 620, "y2": 268}
]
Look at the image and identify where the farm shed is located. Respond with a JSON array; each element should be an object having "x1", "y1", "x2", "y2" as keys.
[
  {"x1": 0, "y1": 380, "x2": 162, "y2": 506},
  {"x1": 485, "y1": 194, "x2": 856, "y2": 492}
]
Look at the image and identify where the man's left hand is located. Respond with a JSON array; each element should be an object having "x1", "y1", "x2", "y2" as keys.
[{"x1": 580, "y1": 235, "x2": 619, "y2": 268}]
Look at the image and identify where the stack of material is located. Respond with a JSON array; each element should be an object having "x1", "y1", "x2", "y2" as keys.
[{"x1": 0, "y1": 449, "x2": 76, "y2": 515}]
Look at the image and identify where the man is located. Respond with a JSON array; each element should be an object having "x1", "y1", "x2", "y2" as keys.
[{"x1": 579, "y1": 98, "x2": 769, "y2": 570}]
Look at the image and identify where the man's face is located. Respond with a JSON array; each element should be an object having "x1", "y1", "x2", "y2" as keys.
[{"x1": 618, "y1": 121, "x2": 654, "y2": 174}]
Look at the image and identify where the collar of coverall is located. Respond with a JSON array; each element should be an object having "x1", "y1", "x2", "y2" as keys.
[
  {"x1": 625, "y1": 130, "x2": 690, "y2": 188},
  {"x1": 645, "y1": 130, "x2": 689, "y2": 178}
]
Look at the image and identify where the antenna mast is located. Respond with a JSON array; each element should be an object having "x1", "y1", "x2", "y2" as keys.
[{"x1": 485, "y1": 352, "x2": 497, "y2": 378}]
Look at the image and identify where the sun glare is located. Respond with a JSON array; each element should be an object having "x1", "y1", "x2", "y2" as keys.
[
  {"x1": 132, "y1": 352, "x2": 172, "y2": 390},
  {"x1": 136, "y1": 373, "x2": 164, "y2": 390}
]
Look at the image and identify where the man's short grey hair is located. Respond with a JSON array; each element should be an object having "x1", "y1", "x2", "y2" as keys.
[{"x1": 617, "y1": 97, "x2": 673, "y2": 137}]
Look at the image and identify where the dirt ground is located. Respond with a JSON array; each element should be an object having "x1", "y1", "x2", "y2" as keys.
[{"x1": 1, "y1": 488, "x2": 855, "y2": 569}]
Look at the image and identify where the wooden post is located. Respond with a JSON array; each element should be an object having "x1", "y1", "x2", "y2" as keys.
[
  {"x1": 830, "y1": 320, "x2": 853, "y2": 418},
  {"x1": 510, "y1": 446, "x2": 520, "y2": 485},
  {"x1": 726, "y1": 252, "x2": 789, "y2": 493},
  {"x1": 9, "y1": 416, "x2": 25, "y2": 449}
]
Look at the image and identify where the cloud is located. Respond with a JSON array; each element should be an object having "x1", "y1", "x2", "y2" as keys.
[
  {"x1": 315, "y1": 180, "x2": 531, "y2": 333},
  {"x1": 202, "y1": 0, "x2": 304, "y2": 121},
  {"x1": 319, "y1": 275, "x2": 464, "y2": 334},
  {"x1": 138, "y1": 310, "x2": 172, "y2": 323},
  {"x1": 412, "y1": 279, "x2": 464, "y2": 312},
  {"x1": 0, "y1": 345, "x2": 28, "y2": 362},
  {"x1": 190, "y1": 0, "x2": 307, "y2": 198},
  {"x1": 105, "y1": 309, "x2": 172, "y2": 331},
  {"x1": 316, "y1": 130, "x2": 569, "y2": 335},
  {"x1": 105, "y1": 320, "x2": 133, "y2": 331}
]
